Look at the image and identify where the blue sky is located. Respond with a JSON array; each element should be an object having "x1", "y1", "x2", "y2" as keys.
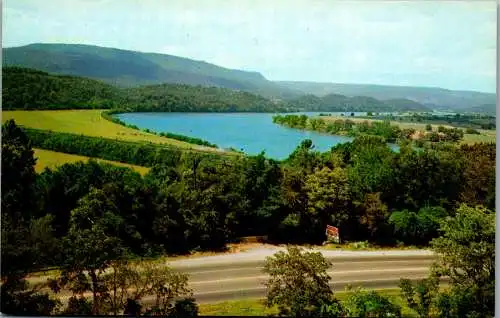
[{"x1": 3, "y1": 0, "x2": 497, "y2": 93}]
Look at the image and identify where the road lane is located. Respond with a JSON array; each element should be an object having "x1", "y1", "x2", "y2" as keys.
[
  {"x1": 180, "y1": 259, "x2": 435, "y2": 282},
  {"x1": 28, "y1": 249, "x2": 440, "y2": 304},
  {"x1": 188, "y1": 266, "x2": 433, "y2": 295},
  {"x1": 166, "y1": 250, "x2": 439, "y2": 303}
]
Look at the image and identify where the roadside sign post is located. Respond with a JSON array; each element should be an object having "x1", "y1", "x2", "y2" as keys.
[{"x1": 325, "y1": 225, "x2": 340, "y2": 244}]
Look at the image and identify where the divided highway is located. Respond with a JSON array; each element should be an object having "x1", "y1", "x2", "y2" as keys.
[{"x1": 167, "y1": 248, "x2": 442, "y2": 303}]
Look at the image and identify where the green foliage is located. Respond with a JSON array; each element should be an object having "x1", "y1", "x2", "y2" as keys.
[
  {"x1": 465, "y1": 127, "x2": 480, "y2": 134},
  {"x1": 304, "y1": 166, "x2": 351, "y2": 241},
  {"x1": 2, "y1": 67, "x2": 288, "y2": 112},
  {"x1": 63, "y1": 296, "x2": 93, "y2": 315},
  {"x1": 263, "y1": 246, "x2": 336, "y2": 317},
  {"x1": 431, "y1": 204, "x2": 495, "y2": 317},
  {"x1": 398, "y1": 204, "x2": 495, "y2": 318},
  {"x1": 399, "y1": 277, "x2": 439, "y2": 318},
  {"x1": 1, "y1": 120, "x2": 62, "y2": 315},
  {"x1": 1, "y1": 119, "x2": 38, "y2": 224},
  {"x1": 3, "y1": 43, "x2": 297, "y2": 100},
  {"x1": 358, "y1": 192, "x2": 390, "y2": 241},
  {"x1": 0, "y1": 279, "x2": 61, "y2": 316},
  {"x1": 425, "y1": 124, "x2": 432, "y2": 131},
  {"x1": 389, "y1": 207, "x2": 447, "y2": 246},
  {"x1": 347, "y1": 136, "x2": 395, "y2": 200},
  {"x1": 23, "y1": 127, "x2": 219, "y2": 167},
  {"x1": 286, "y1": 94, "x2": 430, "y2": 112},
  {"x1": 2, "y1": 67, "x2": 121, "y2": 110},
  {"x1": 458, "y1": 143, "x2": 496, "y2": 209},
  {"x1": 342, "y1": 287, "x2": 402, "y2": 317},
  {"x1": 273, "y1": 114, "x2": 402, "y2": 143}
]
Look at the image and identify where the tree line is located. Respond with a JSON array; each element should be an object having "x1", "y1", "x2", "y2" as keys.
[
  {"x1": 1, "y1": 119, "x2": 495, "y2": 315},
  {"x1": 23, "y1": 127, "x2": 228, "y2": 167},
  {"x1": 273, "y1": 114, "x2": 466, "y2": 144},
  {"x1": 2, "y1": 67, "x2": 289, "y2": 112}
]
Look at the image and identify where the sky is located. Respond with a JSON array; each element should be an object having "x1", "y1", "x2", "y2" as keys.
[{"x1": 2, "y1": 0, "x2": 497, "y2": 93}]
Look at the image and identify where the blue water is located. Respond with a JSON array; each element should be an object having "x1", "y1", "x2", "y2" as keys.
[{"x1": 116, "y1": 112, "x2": 398, "y2": 160}]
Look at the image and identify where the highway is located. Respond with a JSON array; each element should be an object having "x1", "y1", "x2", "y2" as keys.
[
  {"x1": 28, "y1": 247, "x2": 443, "y2": 305},
  {"x1": 166, "y1": 248, "x2": 442, "y2": 303}
]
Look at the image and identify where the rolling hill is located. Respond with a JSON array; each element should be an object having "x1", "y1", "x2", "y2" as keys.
[
  {"x1": 3, "y1": 43, "x2": 495, "y2": 113},
  {"x1": 2, "y1": 67, "x2": 289, "y2": 113},
  {"x1": 277, "y1": 81, "x2": 496, "y2": 111},
  {"x1": 286, "y1": 93, "x2": 431, "y2": 112},
  {"x1": 2, "y1": 43, "x2": 300, "y2": 100}
]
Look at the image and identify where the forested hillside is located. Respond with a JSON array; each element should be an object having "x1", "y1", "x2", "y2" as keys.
[
  {"x1": 278, "y1": 81, "x2": 496, "y2": 111},
  {"x1": 2, "y1": 67, "x2": 122, "y2": 109},
  {"x1": 2, "y1": 67, "x2": 288, "y2": 112},
  {"x1": 3, "y1": 43, "x2": 300, "y2": 99},
  {"x1": 286, "y1": 93, "x2": 431, "y2": 112}
]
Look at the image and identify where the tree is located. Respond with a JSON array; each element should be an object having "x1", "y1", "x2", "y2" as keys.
[
  {"x1": 1, "y1": 119, "x2": 37, "y2": 224},
  {"x1": 99, "y1": 260, "x2": 194, "y2": 316},
  {"x1": 399, "y1": 277, "x2": 439, "y2": 317},
  {"x1": 304, "y1": 166, "x2": 351, "y2": 242},
  {"x1": 398, "y1": 204, "x2": 495, "y2": 318},
  {"x1": 343, "y1": 287, "x2": 401, "y2": 317},
  {"x1": 347, "y1": 136, "x2": 394, "y2": 200},
  {"x1": 263, "y1": 246, "x2": 336, "y2": 317},
  {"x1": 358, "y1": 192, "x2": 390, "y2": 242},
  {"x1": 56, "y1": 187, "x2": 128, "y2": 315},
  {"x1": 389, "y1": 206, "x2": 447, "y2": 246},
  {"x1": 431, "y1": 204, "x2": 495, "y2": 317},
  {"x1": 1, "y1": 120, "x2": 61, "y2": 315},
  {"x1": 425, "y1": 124, "x2": 432, "y2": 131}
]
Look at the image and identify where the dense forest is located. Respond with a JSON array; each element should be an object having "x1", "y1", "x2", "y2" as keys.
[
  {"x1": 285, "y1": 94, "x2": 431, "y2": 112},
  {"x1": 2, "y1": 67, "x2": 289, "y2": 112},
  {"x1": 4, "y1": 119, "x2": 495, "y2": 253},
  {"x1": 3, "y1": 67, "x2": 454, "y2": 113},
  {"x1": 1, "y1": 119, "x2": 495, "y2": 315},
  {"x1": 273, "y1": 114, "x2": 465, "y2": 143}
]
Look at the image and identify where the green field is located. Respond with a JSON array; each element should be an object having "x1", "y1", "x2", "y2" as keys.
[
  {"x1": 198, "y1": 288, "x2": 417, "y2": 317},
  {"x1": 2, "y1": 110, "x2": 227, "y2": 154},
  {"x1": 33, "y1": 148, "x2": 150, "y2": 175},
  {"x1": 321, "y1": 115, "x2": 496, "y2": 144},
  {"x1": 462, "y1": 129, "x2": 497, "y2": 144}
]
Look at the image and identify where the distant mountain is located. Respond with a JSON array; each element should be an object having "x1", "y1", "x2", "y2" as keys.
[
  {"x1": 287, "y1": 93, "x2": 431, "y2": 112},
  {"x1": 3, "y1": 43, "x2": 301, "y2": 100},
  {"x1": 277, "y1": 81, "x2": 496, "y2": 111},
  {"x1": 462, "y1": 103, "x2": 497, "y2": 116},
  {"x1": 4, "y1": 43, "x2": 495, "y2": 113}
]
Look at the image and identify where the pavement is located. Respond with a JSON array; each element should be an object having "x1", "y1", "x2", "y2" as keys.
[
  {"x1": 28, "y1": 247, "x2": 443, "y2": 304},
  {"x1": 166, "y1": 247, "x2": 441, "y2": 303}
]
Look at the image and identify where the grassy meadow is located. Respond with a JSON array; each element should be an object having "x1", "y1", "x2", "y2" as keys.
[
  {"x1": 33, "y1": 148, "x2": 150, "y2": 175},
  {"x1": 2, "y1": 110, "x2": 227, "y2": 153}
]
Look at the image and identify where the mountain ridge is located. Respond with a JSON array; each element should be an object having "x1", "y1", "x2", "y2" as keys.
[
  {"x1": 277, "y1": 81, "x2": 496, "y2": 110},
  {"x1": 3, "y1": 43, "x2": 496, "y2": 112},
  {"x1": 3, "y1": 43, "x2": 301, "y2": 100}
]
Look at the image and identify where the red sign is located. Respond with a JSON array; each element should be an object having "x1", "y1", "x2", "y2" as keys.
[{"x1": 325, "y1": 225, "x2": 340, "y2": 243}]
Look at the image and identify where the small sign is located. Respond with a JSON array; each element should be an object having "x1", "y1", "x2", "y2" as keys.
[{"x1": 325, "y1": 225, "x2": 340, "y2": 243}]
